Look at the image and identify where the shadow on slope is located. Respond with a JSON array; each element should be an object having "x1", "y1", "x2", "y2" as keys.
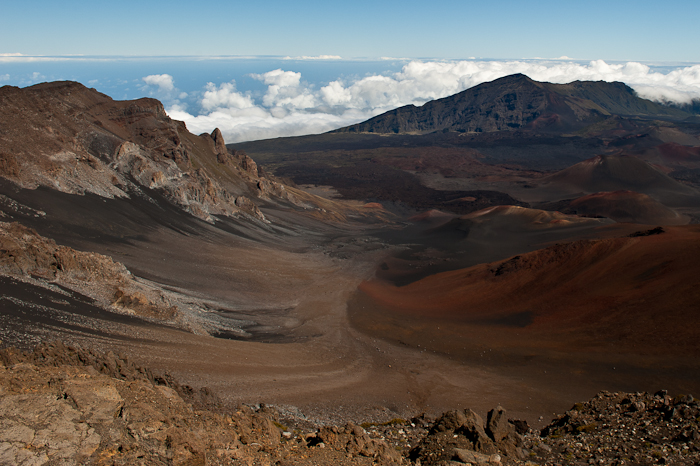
[{"x1": 373, "y1": 205, "x2": 617, "y2": 286}]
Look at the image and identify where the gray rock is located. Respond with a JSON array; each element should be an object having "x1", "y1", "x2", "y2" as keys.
[{"x1": 454, "y1": 447, "x2": 501, "y2": 464}]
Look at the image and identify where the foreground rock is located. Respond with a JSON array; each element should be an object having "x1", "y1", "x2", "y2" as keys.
[
  {"x1": 529, "y1": 390, "x2": 700, "y2": 465},
  {"x1": 1, "y1": 342, "x2": 699, "y2": 465},
  {"x1": 408, "y1": 406, "x2": 524, "y2": 465},
  {"x1": 0, "y1": 342, "x2": 407, "y2": 466}
]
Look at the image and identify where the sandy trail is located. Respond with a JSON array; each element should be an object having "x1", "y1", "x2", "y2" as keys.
[{"x1": 73, "y1": 235, "x2": 580, "y2": 428}]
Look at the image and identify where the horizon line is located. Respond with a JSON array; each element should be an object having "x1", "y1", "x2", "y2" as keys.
[{"x1": 2, "y1": 54, "x2": 700, "y2": 66}]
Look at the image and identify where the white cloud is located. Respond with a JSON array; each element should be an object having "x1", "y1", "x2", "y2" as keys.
[
  {"x1": 630, "y1": 65, "x2": 700, "y2": 104},
  {"x1": 171, "y1": 72, "x2": 371, "y2": 141},
  {"x1": 319, "y1": 80, "x2": 352, "y2": 106},
  {"x1": 316, "y1": 60, "x2": 700, "y2": 110},
  {"x1": 283, "y1": 55, "x2": 343, "y2": 60},
  {"x1": 142, "y1": 74, "x2": 175, "y2": 92},
  {"x1": 0, "y1": 53, "x2": 33, "y2": 63},
  {"x1": 0, "y1": 74, "x2": 9, "y2": 82},
  {"x1": 254, "y1": 69, "x2": 301, "y2": 88},
  {"x1": 0, "y1": 55, "x2": 118, "y2": 63},
  {"x1": 201, "y1": 81, "x2": 255, "y2": 110},
  {"x1": 252, "y1": 69, "x2": 317, "y2": 109},
  {"x1": 170, "y1": 59, "x2": 700, "y2": 143},
  {"x1": 169, "y1": 106, "x2": 374, "y2": 143}
]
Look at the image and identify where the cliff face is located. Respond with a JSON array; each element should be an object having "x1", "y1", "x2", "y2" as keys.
[
  {"x1": 335, "y1": 74, "x2": 691, "y2": 135},
  {"x1": 0, "y1": 81, "x2": 310, "y2": 223}
]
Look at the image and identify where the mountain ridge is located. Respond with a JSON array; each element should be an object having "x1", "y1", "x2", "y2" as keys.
[
  {"x1": 333, "y1": 74, "x2": 693, "y2": 135},
  {"x1": 0, "y1": 81, "x2": 365, "y2": 225}
]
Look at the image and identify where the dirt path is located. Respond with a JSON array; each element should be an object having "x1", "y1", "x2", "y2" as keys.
[{"x1": 71, "y1": 241, "x2": 569, "y2": 428}]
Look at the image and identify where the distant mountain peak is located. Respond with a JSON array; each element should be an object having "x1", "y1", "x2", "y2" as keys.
[
  {"x1": 494, "y1": 73, "x2": 535, "y2": 82},
  {"x1": 334, "y1": 74, "x2": 691, "y2": 135}
]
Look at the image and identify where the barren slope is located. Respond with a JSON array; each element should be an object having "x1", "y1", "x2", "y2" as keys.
[
  {"x1": 535, "y1": 154, "x2": 700, "y2": 207},
  {"x1": 353, "y1": 225, "x2": 700, "y2": 356}
]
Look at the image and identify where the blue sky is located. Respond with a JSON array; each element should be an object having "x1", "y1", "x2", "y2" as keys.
[{"x1": 2, "y1": 0, "x2": 699, "y2": 61}]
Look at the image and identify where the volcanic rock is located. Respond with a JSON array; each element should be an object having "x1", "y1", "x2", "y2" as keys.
[
  {"x1": 0, "y1": 81, "x2": 317, "y2": 223},
  {"x1": 531, "y1": 390, "x2": 700, "y2": 465},
  {"x1": 0, "y1": 342, "x2": 408, "y2": 466},
  {"x1": 0, "y1": 221, "x2": 179, "y2": 321},
  {"x1": 408, "y1": 407, "x2": 527, "y2": 465},
  {"x1": 210, "y1": 127, "x2": 229, "y2": 162}
]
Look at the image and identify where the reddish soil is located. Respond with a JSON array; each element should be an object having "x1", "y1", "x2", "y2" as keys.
[
  {"x1": 355, "y1": 225, "x2": 700, "y2": 355},
  {"x1": 349, "y1": 226, "x2": 700, "y2": 415}
]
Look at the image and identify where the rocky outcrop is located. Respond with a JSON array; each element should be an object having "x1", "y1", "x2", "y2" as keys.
[
  {"x1": 236, "y1": 150, "x2": 259, "y2": 177},
  {"x1": 0, "y1": 82, "x2": 321, "y2": 224},
  {"x1": 409, "y1": 408, "x2": 524, "y2": 465},
  {"x1": 210, "y1": 127, "x2": 229, "y2": 163},
  {"x1": 234, "y1": 195, "x2": 268, "y2": 222},
  {"x1": 256, "y1": 177, "x2": 307, "y2": 207},
  {"x1": 207, "y1": 128, "x2": 258, "y2": 177},
  {"x1": 113, "y1": 288, "x2": 177, "y2": 320},
  {"x1": 0, "y1": 221, "x2": 178, "y2": 321},
  {"x1": 0, "y1": 343, "x2": 240, "y2": 466},
  {"x1": 0, "y1": 221, "x2": 127, "y2": 282},
  {"x1": 311, "y1": 423, "x2": 404, "y2": 464}
]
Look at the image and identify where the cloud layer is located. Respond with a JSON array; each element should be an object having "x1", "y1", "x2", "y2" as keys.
[{"x1": 164, "y1": 60, "x2": 700, "y2": 143}]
